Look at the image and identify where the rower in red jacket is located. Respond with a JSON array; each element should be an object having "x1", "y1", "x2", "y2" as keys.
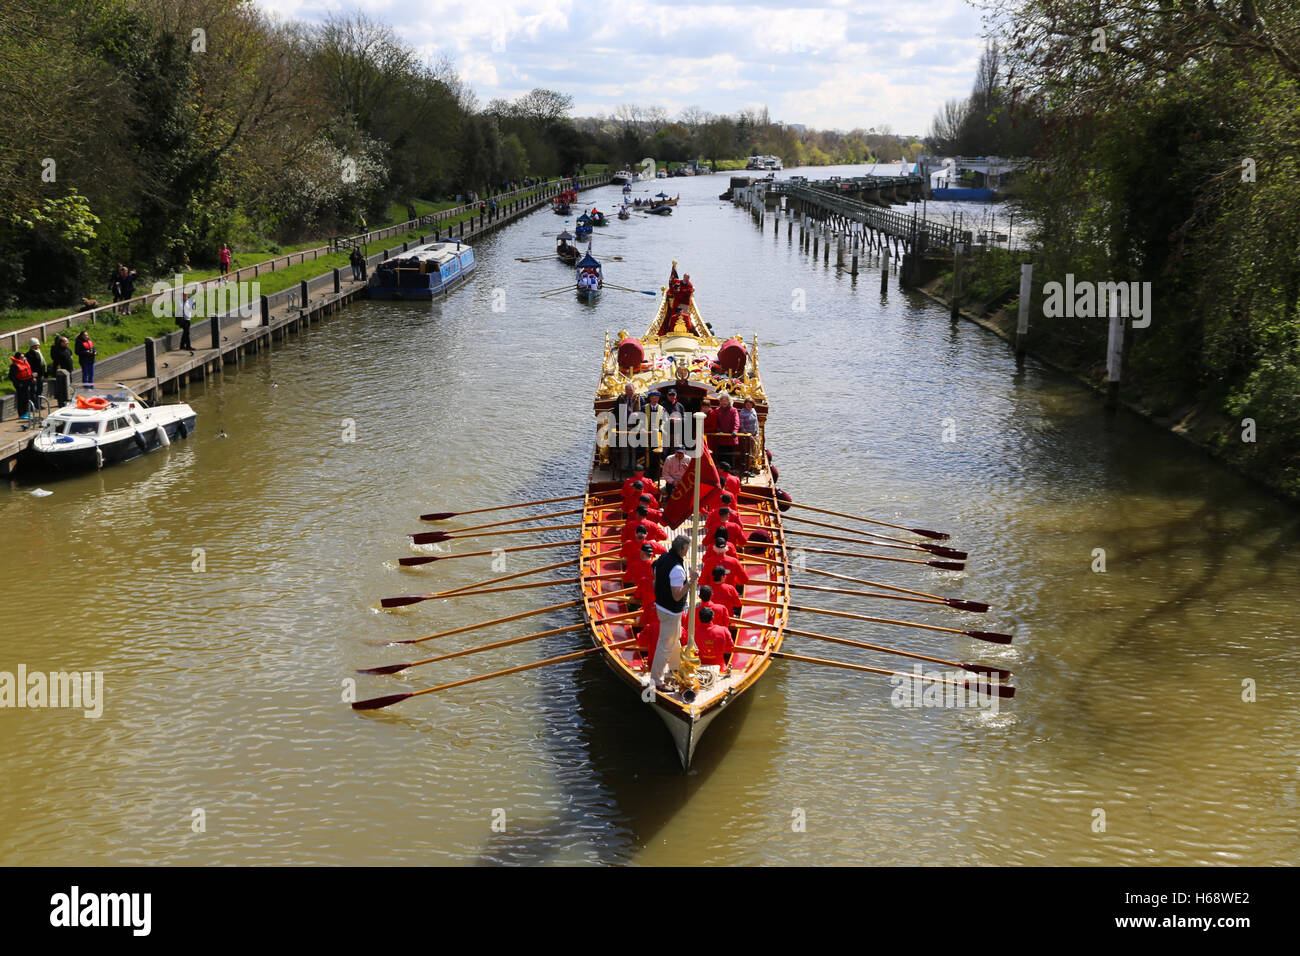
[
  {"x1": 622, "y1": 464, "x2": 659, "y2": 509},
  {"x1": 705, "y1": 506, "x2": 748, "y2": 546},
  {"x1": 693, "y1": 606, "x2": 735, "y2": 669},
  {"x1": 622, "y1": 506, "x2": 667, "y2": 543},
  {"x1": 694, "y1": 584, "x2": 732, "y2": 630},
  {"x1": 634, "y1": 494, "x2": 664, "y2": 523},
  {"x1": 701, "y1": 537, "x2": 750, "y2": 591},
  {"x1": 716, "y1": 459, "x2": 742, "y2": 500},
  {"x1": 621, "y1": 527, "x2": 665, "y2": 582},
  {"x1": 708, "y1": 565, "x2": 742, "y2": 618}
]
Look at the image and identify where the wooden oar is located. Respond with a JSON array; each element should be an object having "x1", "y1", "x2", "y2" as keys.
[
  {"x1": 385, "y1": 597, "x2": 584, "y2": 645},
  {"x1": 769, "y1": 650, "x2": 1015, "y2": 698},
  {"x1": 516, "y1": 255, "x2": 562, "y2": 262},
  {"x1": 421, "y1": 506, "x2": 585, "y2": 530},
  {"x1": 802, "y1": 567, "x2": 989, "y2": 612},
  {"x1": 785, "y1": 527, "x2": 968, "y2": 560},
  {"x1": 779, "y1": 625, "x2": 1012, "y2": 679},
  {"x1": 387, "y1": 578, "x2": 631, "y2": 611},
  {"x1": 747, "y1": 546, "x2": 964, "y2": 572},
  {"x1": 397, "y1": 539, "x2": 578, "y2": 567},
  {"x1": 741, "y1": 597, "x2": 1012, "y2": 644},
  {"x1": 424, "y1": 559, "x2": 573, "y2": 598},
  {"x1": 603, "y1": 283, "x2": 657, "y2": 295},
  {"x1": 353, "y1": 640, "x2": 638, "y2": 710},
  {"x1": 736, "y1": 491, "x2": 950, "y2": 540},
  {"x1": 420, "y1": 493, "x2": 598, "y2": 522},
  {"x1": 382, "y1": 573, "x2": 624, "y2": 608},
  {"x1": 791, "y1": 581, "x2": 957, "y2": 609},
  {"x1": 360, "y1": 612, "x2": 639, "y2": 675},
  {"x1": 411, "y1": 522, "x2": 586, "y2": 545},
  {"x1": 751, "y1": 510, "x2": 968, "y2": 557}
]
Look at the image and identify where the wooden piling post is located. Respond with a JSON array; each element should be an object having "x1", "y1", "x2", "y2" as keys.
[
  {"x1": 1106, "y1": 309, "x2": 1125, "y2": 408},
  {"x1": 333, "y1": 268, "x2": 341, "y2": 295},
  {"x1": 880, "y1": 259, "x2": 888, "y2": 293},
  {"x1": 851, "y1": 254, "x2": 859, "y2": 277},
  {"x1": 300, "y1": 280, "x2": 309, "y2": 311},
  {"x1": 1016, "y1": 263, "x2": 1033, "y2": 357},
  {"x1": 261, "y1": 295, "x2": 270, "y2": 327},
  {"x1": 145, "y1": 337, "x2": 157, "y2": 378},
  {"x1": 210, "y1": 316, "x2": 219, "y2": 351},
  {"x1": 950, "y1": 242, "x2": 962, "y2": 320}
]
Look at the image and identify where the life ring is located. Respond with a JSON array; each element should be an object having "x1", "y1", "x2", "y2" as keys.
[{"x1": 76, "y1": 395, "x2": 109, "y2": 411}]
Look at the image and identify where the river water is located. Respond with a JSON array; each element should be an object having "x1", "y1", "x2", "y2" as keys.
[{"x1": 2, "y1": 165, "x2": 1297, "y2": 866}]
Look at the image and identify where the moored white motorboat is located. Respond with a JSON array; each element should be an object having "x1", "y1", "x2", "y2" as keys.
[{"x1": 30, "y1": 385, "x2": 196, "y2": 471}]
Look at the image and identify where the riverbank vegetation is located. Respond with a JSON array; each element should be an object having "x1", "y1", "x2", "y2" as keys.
[{"x1": 925, "y1": 6, "x2": 1300, "y2": 498}]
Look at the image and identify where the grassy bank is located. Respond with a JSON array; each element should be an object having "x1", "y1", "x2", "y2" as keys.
[
  {"x1": 2, "y1": 183, "x2": 565, "y2": 396},
  {"x1": 925, "y1": 251, "x2": 1300, "y2": 504}
]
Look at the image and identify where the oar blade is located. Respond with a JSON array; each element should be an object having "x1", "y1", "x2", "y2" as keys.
[
  {"x1": 380, "y1": 596, "x2": 428, "y2": 609},
  {"x1": 352, "y1": 692, "x2": 413, "y2": 711},
  {"x1": 945, "y1": 599, "x2": 990, "y2": 613},
  {"x1": 964, "y1": 629, "x2": 1013, "y2": 645},
  {"x1": 921, "y1": 545, "x2": 967, "y2": 560},
  {"x1": 928, "y1": 561, "x2": 966, "y2": 571},
  {"x1": 356, "y1": 662, "x2": 411, "y2": 676},
  {"x1": 410, "y1": 531, "x2": 450, "y2": 545},
  {"x1": 420, "y1": 511, "x2": 457, "y2": 521},
  {"x1": 961, "y1": 662, "x2": 1014, "y2": 680},
  {"x1": 398, "y1": 555, "x2": 439, "y2": 566},
  {"x1": 910, "y1": 528, "x2": 951, "y2": 540}
]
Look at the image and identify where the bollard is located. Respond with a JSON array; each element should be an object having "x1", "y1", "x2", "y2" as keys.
[
  {"x1": 300, "y1": 279, "x2": 309, "y2": 310},
  {"x1": 261, "y1": 294, "x2": 270, "y2": 327},
  {"x1": 881, "y1": 260, "x2": 888, "y2": 293},
  {"x1": 333, "y1": 268, "x2": 341, "y2": 295},
  {"x1": 210, "y1": 316, "x2": 220, "y2": 351},
  {"x1": 1016, "y1": 263, "x2": 1033, "y2": 357},
  {"x1": 145, "y1": 337, "x2": 157, "y2": 378}
]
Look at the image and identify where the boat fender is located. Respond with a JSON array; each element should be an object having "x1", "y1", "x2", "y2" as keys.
[
  {"x1": 155, "y1": 423, "x2": 171, "y2": 448},
  {"x1": 133, "y1": 430, "x2": 147, "y2": 452},
  {"x1": 617, "y1": 337, "x2": 645, "y2": 371},
  {"x1": 770, "y1": 464, "x2": 780, "y2": 481},
  {"x1": 774, "y1": 488, "x2": 792, "y2": 512},
  {"x1": 94, "y1": 444, "x2": 103, "y2": 470},
  {"x1": 177, "y1": 420, "x2": 188, "y2": 439}
]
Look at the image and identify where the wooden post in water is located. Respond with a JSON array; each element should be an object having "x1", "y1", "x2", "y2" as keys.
[
  {"x1": 1016, "y1": 263, "x2": 1033, "y2": 357},
  {"x1": 950, "y1": 242, "x2": 962, "y2": 320},
  {"x1": 300, "y1": 280, "x2": 309, "y2": 310},
  {"x1": 851, "y1": 254, "x2": 858, "y2": 277},
  {"x1": 333, "y1": 268, "x2": 341, "y2": 295},
  {"x1": 261, "y1": 294, "x2": 270, "y2": 327},
  {"x1": 145, "y1": 337, "x2": 157, "y2": 378},
  {"x1": 880, "y1": 258, "x2": 888, "y2": 293},
  {"x1": 1106, "y1": 308, "x2": 1125, "y2": 409},
  {"x1": 210, "y1": 316, "x2": 220, "y2": 351}
]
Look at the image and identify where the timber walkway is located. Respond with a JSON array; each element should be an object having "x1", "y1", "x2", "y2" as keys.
[{"x1": 0, "y1": 174, "x2": 610, "y2": 474}]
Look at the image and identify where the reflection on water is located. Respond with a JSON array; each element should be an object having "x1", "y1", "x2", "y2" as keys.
[{"x1": 1, "y1": 165, "x2": 1297, "y2": 865}]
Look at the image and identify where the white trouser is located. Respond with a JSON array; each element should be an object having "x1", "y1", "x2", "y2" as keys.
[{"x1": 651, "y1": 605, "x2": 683, "y2": 684}]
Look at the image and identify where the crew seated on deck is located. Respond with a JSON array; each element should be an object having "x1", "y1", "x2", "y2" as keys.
[
  {"x1": 621, "y1": 526, "x2": 664, "y2": 581},
  {"x1": 706, "y1": 506, "x2": 748, "y2": 546},
  {"x1": 622, "y1": 505, "x2": 667, "y2": 543},
  {"x1": 693, "y1": 606, "x2": 735, "y2": 673},
  {"x1": 709, "y1": 564, "x2": 742, "y2": 619},
  {"x1": 702, "y1": 533, "x2": 750, "y2": 594},
  {"x1": 695, "y1": 584, "x2": 732, "y2": 630},
  {"x1": 635, "y1": 493, "x2": 663, "y2": 523}
]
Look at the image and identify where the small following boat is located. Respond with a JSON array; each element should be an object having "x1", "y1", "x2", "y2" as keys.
[
  {"x1": 574, "y1": 213, "x2": 594, "y2": 241},
  {"x1": 31, "y1": 384, "x2": 195, "y2": 471},
  {"x1": 587, "y1": 208, "x2": 609, "y2": 227},
  {"x1": 555, "y1": 230, "x2": 579, "y2": 265},
  {"x1": 618, "y1": 205, "x2": 631, "y2": 221},
  {"x1": 575, "y1": 248, "x2": 603, "y2": 302},
  {"x1": 554, "y1": 188, "x2": 578, "y2": 215},
  {"x1": 611, "y1": 169, "x2": 634, "y2": 185},
  {"x1": 368, "y1": 240, "x2": 475, "y2": 300}
]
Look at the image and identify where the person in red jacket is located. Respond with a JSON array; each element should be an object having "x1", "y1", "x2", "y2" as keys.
[
  {"x1": 694, "y1": 584, "x2": 732, "y2": 630},
  {"x1": 716, "y1": 459, "x2": 742, "y2": 500},
  {"x1": 622, "y1": 464, "x2": 658, "y2": 508},
  {"x1": 635, "y1": 494, "x2": 664, "y2": 523},
  {"x1": 622, "y1": 477, "x2": 658, "y2": 515},
  {"x1": 705, "y1": 506, "x2": 748, "y2": 546},
  {"x1": 701, "y1": 536, "x2": 750, "y2": 592},
  {"x1": 622, "y1": 505, "x2": 667, "y2": 543},
  {"x1": 693, "y1": 606, "x2": 734, "y2": 669},
  {"x1": 708, "y1": 564, "x2": 742, "y2": 618},
  {"x1": 620, "y1": 525, "x2": 665, "y2": 568},
  {"x1": 630, "y1": 544, "x2": 659, "y2": 607}
]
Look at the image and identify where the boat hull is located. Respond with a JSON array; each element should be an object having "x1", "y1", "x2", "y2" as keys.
[
  {"x1": 29, "y1": 413, "x2": 196, "y2": 471},
  {"x1": 368, "y1": 264, "x2": 475, "y2": 300},
  {"x1": 577, "y1": 287, "x2": 602, "y2": 303}
]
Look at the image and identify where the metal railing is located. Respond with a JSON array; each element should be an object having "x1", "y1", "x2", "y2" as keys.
[{"x1": 774, "y1": 184, "x2": 971, "y2": 253}]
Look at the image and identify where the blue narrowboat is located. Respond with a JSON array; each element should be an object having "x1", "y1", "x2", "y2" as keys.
[{"x1": 368, "y1": 241, "x2": 476, "y2": 299}]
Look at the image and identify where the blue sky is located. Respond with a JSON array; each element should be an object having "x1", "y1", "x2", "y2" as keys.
[{"x1": 256, "y1": 0, "x2": 988, "y2": 135}]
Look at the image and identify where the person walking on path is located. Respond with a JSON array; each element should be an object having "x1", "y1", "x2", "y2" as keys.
[
  {"x1": 24, "y1": 337, "x2": 46, "y2": 406},
  {"x1": 219, "y1": 243, "x2": 232, "y2": 280},
  {"x1": 114, "y1": 264, "x2": 138, "y2": 315},
  {"x1": 74, "y1": 331, "x2": 96, "y2": 386},
  {"x1": 349, "y1": 247, "x2": 363, "y2": 281},
  {"x1": 8, "y1": 353, "x2": 35, "y2": 419},
  {"x1": 178, "y1": 291, "x2": 195, "y2": 353}
]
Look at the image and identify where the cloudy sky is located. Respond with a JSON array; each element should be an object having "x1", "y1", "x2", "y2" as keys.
[{"x1": 255, "y1": 0, "x2": 988, "y2": 135}]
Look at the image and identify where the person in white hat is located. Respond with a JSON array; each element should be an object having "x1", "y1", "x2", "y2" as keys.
[{"x1": 24, "y1": 337, "x2": 46, "y2": 407}]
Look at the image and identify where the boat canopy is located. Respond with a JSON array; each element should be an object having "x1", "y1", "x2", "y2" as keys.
[
  {"x1": 655, "y1": 192, "x2": 671, "y2": 199},
  {"x1": 557, "y1": 230, "x2": 573, "y2": 240},
  {"x1": 576, "y1": 213, "x2": 592, "y2": 224},
  {"x1": 577, "y1": 251, "x2": 601, "y2": 269}
]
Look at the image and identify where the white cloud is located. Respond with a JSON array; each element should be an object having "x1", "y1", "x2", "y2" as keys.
[{"x1": 254, "y1": 0, "x2": 986, "y2": 132}]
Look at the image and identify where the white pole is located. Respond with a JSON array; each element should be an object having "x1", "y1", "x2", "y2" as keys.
[{"x1": 685, "y1": 411, "x2": 705, "y2": 655}]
